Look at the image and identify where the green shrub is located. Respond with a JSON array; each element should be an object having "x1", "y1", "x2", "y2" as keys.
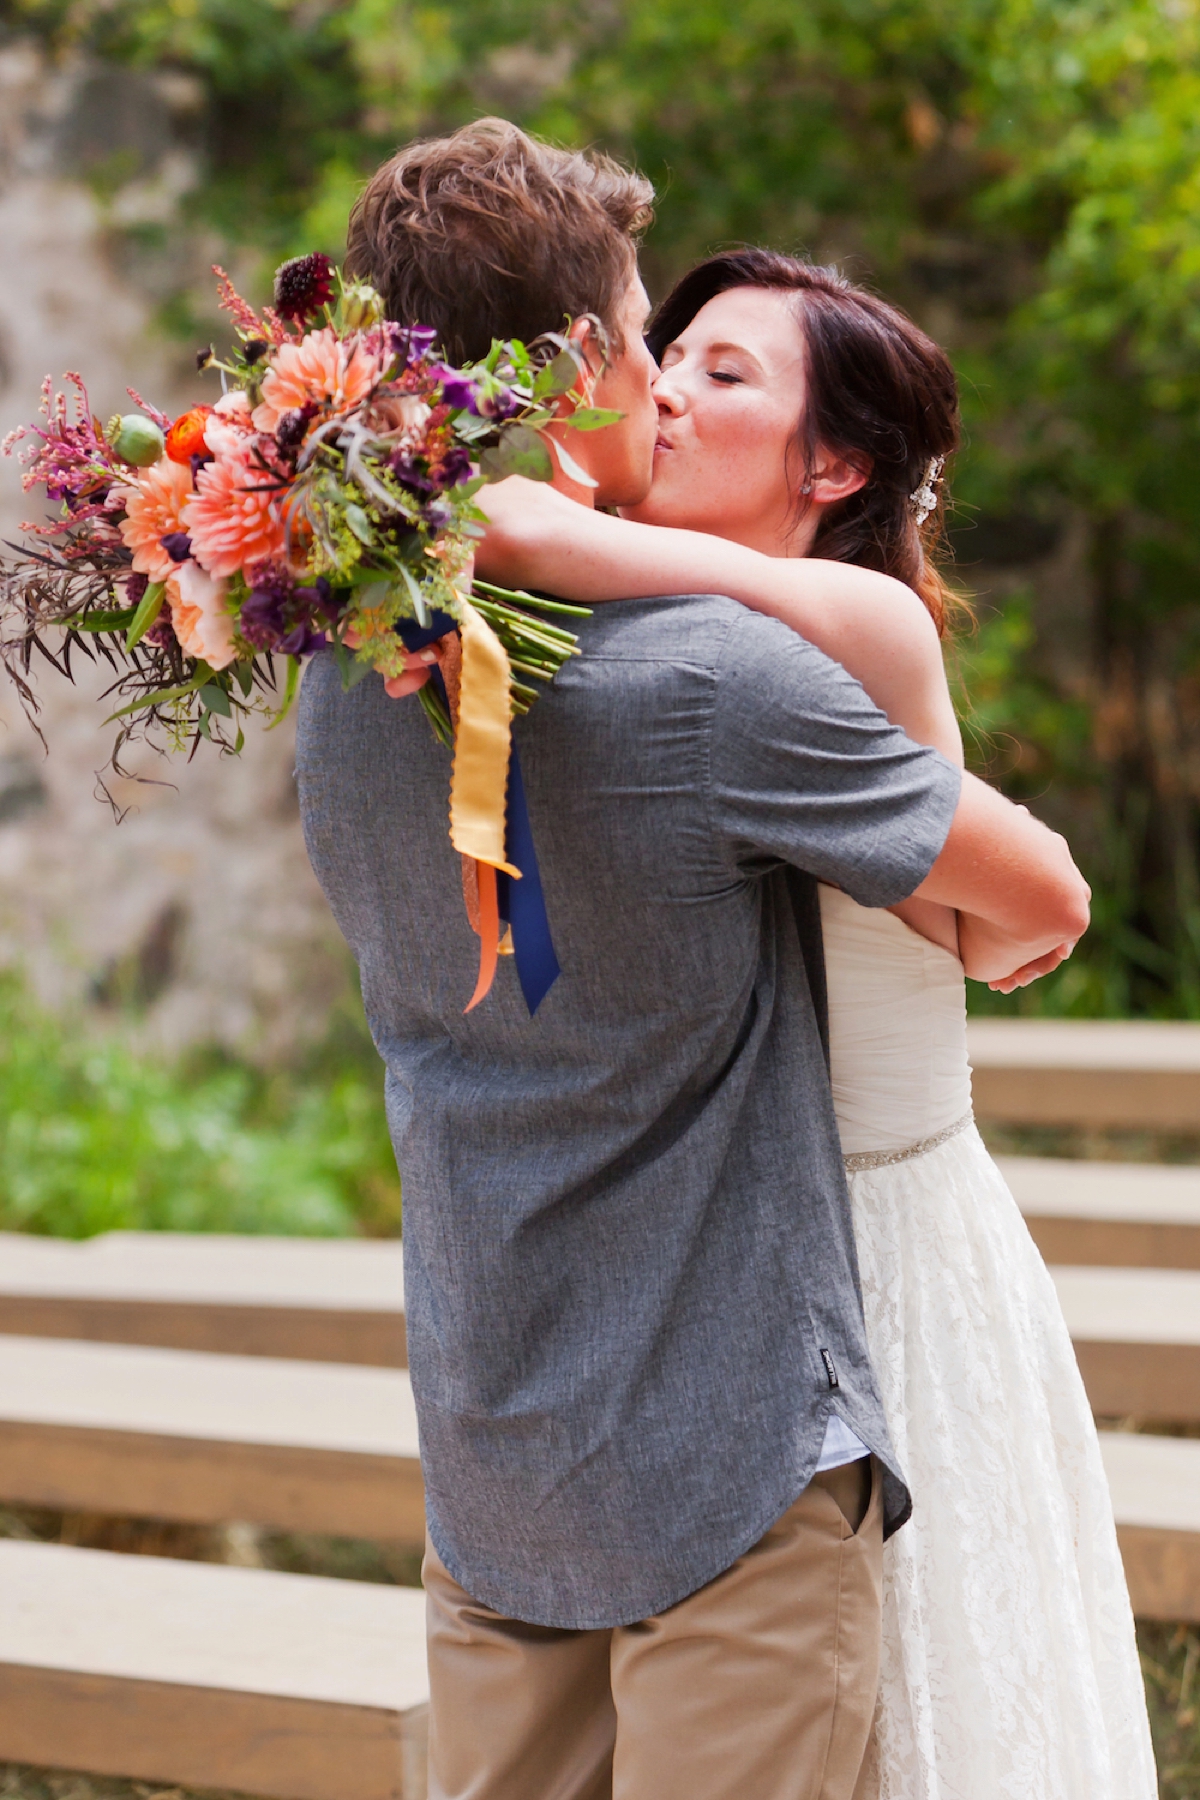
[{"x1": 0, "y1": 976, "x2": 399, "y2": 1239}]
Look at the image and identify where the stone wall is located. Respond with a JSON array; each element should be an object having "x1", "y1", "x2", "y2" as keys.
[{"x1": 0, "y1": 40, "x2": 351, "y2": 1060}]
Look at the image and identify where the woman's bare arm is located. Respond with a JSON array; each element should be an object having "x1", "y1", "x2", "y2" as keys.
[
  {"x1": 477, "y1": 477, "x2": 962, "y2": 764},
  {"x1": 477, "y1": 478, "x2": 1088, "y2": 986}
]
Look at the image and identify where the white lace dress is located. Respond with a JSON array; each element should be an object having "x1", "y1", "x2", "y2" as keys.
[{"x1": 819, "y1": 885, "x2": 1157, "y2": 1800}]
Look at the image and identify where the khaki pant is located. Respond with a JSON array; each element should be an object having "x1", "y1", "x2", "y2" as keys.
[{"x1": 424, "y1": 1457, "x2": 883, "y2": 1800}]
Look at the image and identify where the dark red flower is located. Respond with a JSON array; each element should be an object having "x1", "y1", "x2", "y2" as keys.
[{"x1": 273, "y1": 253, "x2": 336, "y2": 324}]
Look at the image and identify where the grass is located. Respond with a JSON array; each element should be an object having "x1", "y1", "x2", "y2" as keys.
[
  {"x1": 0, "y1": 1769, "x2": 249, "y2": 1800},
  {"x1": 1141, "y1": 1624, "x2": 1200, "y2": 1798},
  {"x1": 0, "y1": 1503, "x2": 423, "y2": 1587},
  {"x1": 0, "y1": 975, "x2": 400, "y2": 1240}
]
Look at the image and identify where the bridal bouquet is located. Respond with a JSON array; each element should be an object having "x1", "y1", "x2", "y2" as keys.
[{"x1": 0, "y1": 254, "x2": 609, "y2": 1011}]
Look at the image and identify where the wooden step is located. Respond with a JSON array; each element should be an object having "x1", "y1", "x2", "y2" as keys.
[
  {"x1": 1100, "y1": 1431, "x2": 1200, "y2": 1622},
  {"x1": 0, "y1": 1335, "x2": 424, "y2": 1540},
  {"x1": 1052, "y1": 1266, "x2": 1200, "y2": 1422},
  {"x1": 0, "y1": 1231, "x2": 406, "y2": 1365},
  {"x1": 0, "y1": 1537, "x2": 428, "y2": 1800},
  {"x1": 1002, "y1": 1156, "x2": 1200, "y2": 1268},
  {"x1": 969, "y1": 1018, "x2": 1200, "y2": 1129}
]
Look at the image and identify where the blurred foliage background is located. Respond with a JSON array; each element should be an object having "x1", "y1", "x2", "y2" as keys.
[
  {"x1": 8, "y1": 0, "x2": 1200, "y2": 1021},
  {"x1": 1, "y1": 0, "x2": 1199, "y2": 1228}
]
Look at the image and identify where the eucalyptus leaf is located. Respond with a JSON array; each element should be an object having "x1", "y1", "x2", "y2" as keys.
[
  {"x1": 344, "y1": 654, "x2": 376, "y2": 690},
  {"x1": 565, "y1": 407, "x2": 624, "y2": 432},
  {"x1": 535, "y1": 349, "x2": 583, "y2": 399},
  {"x1": 344, "y1": 503, "x2": 375, "y2": 545},
  {"x1": 199, "y1": 682, "x2": 233, "y2": 717},
  {"x1": 479, "y1": 425, "x2": 554, "y2": 483}
]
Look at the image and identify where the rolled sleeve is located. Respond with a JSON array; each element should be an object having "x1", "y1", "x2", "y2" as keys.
[{"x1": 708, "y1": 611, "x2": 961, "y2": 906}]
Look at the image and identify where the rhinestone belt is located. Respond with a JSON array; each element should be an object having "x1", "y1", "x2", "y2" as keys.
[{"x1": 842, "y1": 1109, "x2": 974, "y2": 1173}]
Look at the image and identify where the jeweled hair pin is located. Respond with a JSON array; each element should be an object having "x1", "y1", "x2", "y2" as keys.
[{"x1": 910, "y1": 455, "x2": 945, "y2": 527}]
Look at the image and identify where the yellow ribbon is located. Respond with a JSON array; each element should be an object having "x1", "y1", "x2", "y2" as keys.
[{"x1": 449, "y1": 599, "x2": 522, "y2": 880}]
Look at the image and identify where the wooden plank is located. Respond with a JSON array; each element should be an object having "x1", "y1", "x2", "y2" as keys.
[
  {"x1": 0, "y1": 1539, "x2": 428, "y2": 1800},
  {"x1": 968, "y1": 1019, "x2": 1200, "y2": 1129},
  {"x1": 0, "y1": 1232, "x2": 406, "y2": 1366},
  {"x1": 1001, "y1": 1155, "x2": 1200, "y2": 1269},
  {"x1": 1053, "y1": 1267, "x2": 1200, "y2": 1420},
  {"x1": 0, "y1": 1335, "x2": 425, "y2": 1541},
  {"x1": 1100, "y1": 1431, "x2": 1200, "y2": 1621}
]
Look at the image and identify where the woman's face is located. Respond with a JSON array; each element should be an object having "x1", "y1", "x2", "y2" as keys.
[{"x1": 621, "y1": 286, "x2": 810, "y2": 556}]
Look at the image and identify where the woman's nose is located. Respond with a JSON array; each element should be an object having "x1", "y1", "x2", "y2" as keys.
[{"x1": 651, "y1": 369, "x2": 684, "y2": 414}]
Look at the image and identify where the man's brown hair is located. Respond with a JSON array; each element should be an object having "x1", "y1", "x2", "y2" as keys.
[{"x1": 345, "y1": 117, "x2": 654, "y2": 365}]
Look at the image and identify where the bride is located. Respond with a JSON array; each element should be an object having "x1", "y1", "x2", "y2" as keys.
[{"x1": 470, "y1": 252, "x2": 1157, "y2": 1799}]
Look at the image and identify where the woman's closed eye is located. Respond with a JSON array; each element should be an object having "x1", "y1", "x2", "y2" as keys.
[{"x1": 708, "y1": 369, "x2": 745, "y2": 386}]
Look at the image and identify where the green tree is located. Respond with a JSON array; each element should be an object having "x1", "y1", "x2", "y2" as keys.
[{"x1": 12, "y1": 0, "x2": 1200, "y2": 1013}]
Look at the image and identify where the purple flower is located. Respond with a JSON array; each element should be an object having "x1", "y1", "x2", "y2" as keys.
[
  {"x1": 389, "y1": 450, "x2": 434, "y2": 495},
  {"x1": 145, "y1": 614, "x2": 179, "y2": 651},
  {"x1": 160, "y1": 531, "x2": 192, "y2": 564},
  {"x1": 432, "y1": 366, "x2": 479, "y2": 413},
  {"x1": 476, "y1": 385, "x2": 520, "y2": 421},
  {"x1": 279, "y1": 625, "x2": 327, "y2": 656},
  {"x1": 293, "y1": 576, "x2": 339, "y2": 625},
  {"x1": 423, "y1": 500, "x2": 452, "y2": 531},
  {"x1": 124, "y1": 571, "x2": 149, "y2": 607},
  {"x1": 240, "y1": 586, "x2": 287, "y2": 651},
  {"x1": 241, "y1": 565, "x2": 339, "y2": 652},
  {"x1": 275, "y1": 403, "x2": 318, "y2": 453},
  {"x1": 389, "y1": 325, "x2": 438, "y2": 368},
  {"x1": 436, "y1": 445, "x2": 474, "y2": 488}
]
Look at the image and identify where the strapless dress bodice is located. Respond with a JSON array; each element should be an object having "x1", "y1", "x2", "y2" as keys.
[{"x1": 818, "y1": 883, "x2": 972, "y2": 1156}]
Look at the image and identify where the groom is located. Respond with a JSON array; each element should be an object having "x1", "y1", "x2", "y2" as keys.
[{"x1": 297, "y1": 120, "x2": 1088, "y2": 1799}]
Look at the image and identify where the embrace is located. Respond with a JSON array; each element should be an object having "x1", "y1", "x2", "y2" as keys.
[{"x1": 296, "y1": 120, "x2": 1157, "y2": 1800}]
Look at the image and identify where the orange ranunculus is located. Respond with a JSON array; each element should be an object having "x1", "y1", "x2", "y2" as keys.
[
  {"x1": 165, "y1": 406, "x2": 214, "y2": 465},
  {"x1": 185, "y1": 443, "x2": 287, "y2": 580},
  {"x1": 115, "y1": 457, "x2": 194, "y2": 583},
  {"x1": 252, "y1": 327, "x2": 383, "y2": 433}
]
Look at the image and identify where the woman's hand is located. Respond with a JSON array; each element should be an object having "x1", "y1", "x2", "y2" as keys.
[{"x1": 985, "y1": 941, "x2": 1077, "y2": 994}]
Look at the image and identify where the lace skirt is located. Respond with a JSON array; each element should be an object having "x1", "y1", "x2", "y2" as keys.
[{"x1": 846, "y1": 1120, "x2": 1157, "y2": 1800}]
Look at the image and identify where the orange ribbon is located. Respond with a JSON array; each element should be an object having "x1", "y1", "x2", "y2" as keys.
[
  {"x1": 464, "y1": 861, "x2": 501, "y2": 1013},
  {"x1": 438, "y1": 604, "x2": 520, "y2": 1012}
]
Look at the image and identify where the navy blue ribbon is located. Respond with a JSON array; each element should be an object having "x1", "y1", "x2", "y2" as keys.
[
  {"x1": 397, "y1": 611, "x2": 561, "y2": 1015},
  {"x1": 496, "y1": 746, "x2": 560, "y2": 1014}
]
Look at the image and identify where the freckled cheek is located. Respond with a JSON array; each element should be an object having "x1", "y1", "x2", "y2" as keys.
[{"x1": 688, "y1": 410, "x2": 782, "y2": 501}]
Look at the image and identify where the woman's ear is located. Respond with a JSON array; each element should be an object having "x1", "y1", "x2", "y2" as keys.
[{"x1": 807, "y1": 450, "x2": 871, "y2": 508}]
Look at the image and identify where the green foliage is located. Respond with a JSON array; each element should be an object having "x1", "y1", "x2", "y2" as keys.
[
  {"x1": 0, "y1": 974, "x2": 400, "y2": 1239},
  {"x1": 11, "y1": 0, "x2": 1200, "y2": 1012}
]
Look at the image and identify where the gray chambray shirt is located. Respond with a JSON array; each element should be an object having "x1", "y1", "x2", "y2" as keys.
[{"x1": 296, "y1": 593, "x2": 961, "y2": 1629}]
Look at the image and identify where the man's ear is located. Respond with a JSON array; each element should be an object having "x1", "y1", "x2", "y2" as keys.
[
  {"x1": 807, "y1": 451, "x2": 871, "y2": 508},
  {"x1": 560, "y1": 316, "x2": 601, "y2": 412}
]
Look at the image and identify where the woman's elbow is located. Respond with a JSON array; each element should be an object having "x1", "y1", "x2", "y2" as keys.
[{"x1": 1043, "y1": 862, "x2": 1091, "y2": 947}]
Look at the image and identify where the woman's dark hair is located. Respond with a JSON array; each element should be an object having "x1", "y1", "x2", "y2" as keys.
[{"x1": 646, "y1": 249, "x2": 962, "y2": 632}]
